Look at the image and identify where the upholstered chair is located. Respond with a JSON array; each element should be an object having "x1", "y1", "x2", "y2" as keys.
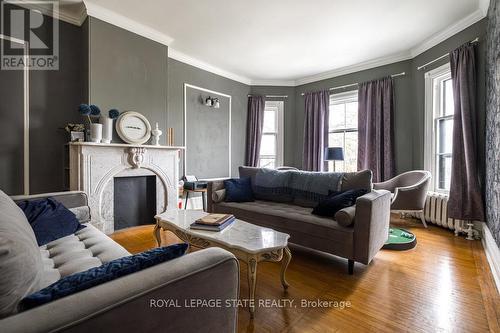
[{"x1": 373, "y1": 170, "x2": 431, "y2": 227}]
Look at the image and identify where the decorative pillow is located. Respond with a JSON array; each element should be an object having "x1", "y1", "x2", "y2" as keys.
[
  {"x1": 253, "y1": 168, "x2": 293, "y2": 202},
  {"x1": 224, "y1": 177, "x2": 254, "y2": 202},
  {"x1": 212, "y1": 189, "x2": 226, "y2": 203},
  {"x1": 0, "y1": 190, "x2": 43, "y2": 318},
  {"x1": 17, "y1": 198, "x2": 86, "y2": 246},
  {"x1": 312, "y1": 189, "x2": 368, "y2": 217},
  {"x1": 20, "y1": 243, "x2": 189, "y2": 311},
  {"x1": 335, "y1": 205, "x2": 356, "y2": 227}
]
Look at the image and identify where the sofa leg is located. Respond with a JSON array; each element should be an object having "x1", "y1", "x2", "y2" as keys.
[{"x1": 348, "y1": 260, "x2": 354, "y2": 275}]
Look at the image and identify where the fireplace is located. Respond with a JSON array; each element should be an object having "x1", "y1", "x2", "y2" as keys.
[
  {"x1": 114, "y1": 176, "x2": 157, "y2": 230},
  {"x1": 68, "y1": 142, "x2": 182, "y2": 234}
]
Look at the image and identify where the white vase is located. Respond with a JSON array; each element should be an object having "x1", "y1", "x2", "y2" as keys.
[
  {"x1": 100, "y1": 117, "x2": 113, "y2": 143},
  {"x1": 89, "y1": 123, "x2": 102, "y2": 143}
]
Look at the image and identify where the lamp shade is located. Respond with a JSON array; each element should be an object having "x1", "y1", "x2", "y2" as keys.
[{"x1": 325, "y1": 147, "x2": 344, "y2": 161}]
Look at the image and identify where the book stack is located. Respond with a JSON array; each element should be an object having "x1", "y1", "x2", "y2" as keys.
[{"x1": 190, "y1": 214, "x2": 235, "y2": 231}]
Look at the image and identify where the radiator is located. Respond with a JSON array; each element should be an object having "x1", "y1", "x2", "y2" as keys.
[{"x1": 421, "y1": 192, "x2": 468, "y2": 235}]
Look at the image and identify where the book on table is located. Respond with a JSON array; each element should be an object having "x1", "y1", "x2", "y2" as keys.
[{"x1": 190, "y1": 214, "x2": 235, "y2": 231}]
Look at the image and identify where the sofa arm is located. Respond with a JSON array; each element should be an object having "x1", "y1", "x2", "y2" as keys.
[
  {"x1": 0, "y1": 248, "x2": 239, "y2": 333},
  {"x1": 207, "y1": 181, "x2": 225, "y2": 213},
  {"x1": 353, "y1": 190, "x2": 391, "y2": 265},
  {"x1": 11, "y1": 191, "x2": 88, "y2": 209}
]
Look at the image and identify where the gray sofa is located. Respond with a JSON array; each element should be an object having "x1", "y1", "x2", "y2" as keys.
[
  {"x1": 208, "y1": 167, "x2": 391, "y2": 274},
  {"x1": 0, "y1": 190, "x2": 239, "y2": 333}
]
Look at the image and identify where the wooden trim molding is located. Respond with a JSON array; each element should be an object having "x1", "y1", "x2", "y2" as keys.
[{"x1": 481, "y1": 222, "x2": 500, "y2": 293}]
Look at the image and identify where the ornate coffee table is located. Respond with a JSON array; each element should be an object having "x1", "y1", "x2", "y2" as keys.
[{"x1": 154, "y1": 210, "x2": 291, "y2": 318}]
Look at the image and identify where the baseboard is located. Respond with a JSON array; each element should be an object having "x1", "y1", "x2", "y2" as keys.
[{"x1": 480, "y1": 223, "x2": 500, "y2": 293}]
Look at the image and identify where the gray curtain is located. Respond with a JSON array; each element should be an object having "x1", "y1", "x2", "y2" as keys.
[
  {"x1": 448, "y1": 43, "x2": 485, "y2": 221},
  {"x1": 302, "y1": 90, "x2": 329, "y2": 171},
  {"x1": 245, "y1": 96, "x2": 265, "y2": 167},
  {"x1": 357, "y1": 77, "x2": 395, "y2": 182}
]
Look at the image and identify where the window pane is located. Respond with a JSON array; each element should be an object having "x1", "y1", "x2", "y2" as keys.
[
  {"x1": 259, "y1": 158, "x2": 275, "y2": 169},
  {"x1": 344, "y1": 131, "x2": 358, "y2": 172},
  {"x1": 260, "y1": 134, "x2": 276, "y2": 156},
  {"x1": 438, "y1": 155, "x2": 452, "y2": 190},
  {"x1": 329, "y1": 104, "x2": 345, "y2": 130},
  {"x1": 345, "y1": 102, "x2": 358, "y2": 128},
  {"x1": 328, "y1": 132, "x2": 344, "y2": 148},
  {"x1": 444, "y1": 79, "x2": 454, "y2": 116},
  {"x1": 262, "y1": 110, "x2": 276, "y2": 132},
  {"x1": 438, "y1": 119, "x2": 453, "y2": 154}
]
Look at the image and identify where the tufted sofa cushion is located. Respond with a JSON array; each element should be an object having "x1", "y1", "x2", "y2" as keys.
[{"x1": 38, "y1": 223, "x2": 130, "y2": 289}]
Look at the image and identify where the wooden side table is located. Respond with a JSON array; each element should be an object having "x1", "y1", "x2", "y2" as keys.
[{"x1": 183, "y1": 188, "x2": 207, "y2": 211}]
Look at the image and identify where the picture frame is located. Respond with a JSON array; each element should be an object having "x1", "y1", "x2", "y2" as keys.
[{"x1": 115, "y1": 111, "x2": 152, "y2": 144}]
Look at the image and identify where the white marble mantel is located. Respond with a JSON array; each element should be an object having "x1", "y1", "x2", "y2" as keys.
[{"x1": 69, "y1": 142, "x2": 184, "y2": 234}]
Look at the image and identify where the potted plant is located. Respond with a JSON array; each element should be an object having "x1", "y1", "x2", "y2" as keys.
[
  {"x1": 63, "y1": 123, "x2": 85, "y2": 142},
  {"x1": 100, "y1": 109, "x2": 120, "y2": 143},
  {"x1": 79, "y1": 104, "x2": 101, "y2": 143}
]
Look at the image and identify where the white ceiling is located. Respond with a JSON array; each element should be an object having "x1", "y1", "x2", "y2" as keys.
[{"x1": 82, "y1": 0, "x2": 487, "y2": 85}]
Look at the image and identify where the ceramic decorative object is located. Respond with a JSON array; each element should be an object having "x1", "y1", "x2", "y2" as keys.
[
  {"x1": 115, "y1": 111, "x2": 152, "y2": 144},
  {"x1": 89, "y1": 123, "x2": 103, "y2": 143},
  {"x1": 151, "y1": 122, "x2": 163, "y2": 146},
  {"x1": 100, "y1": 116, "x2": 113, "y2": 144}
]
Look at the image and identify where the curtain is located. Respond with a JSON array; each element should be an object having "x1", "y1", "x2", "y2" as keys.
[
  {"x1": 447, "y1": 43, "x2": 485, "y2": 221},
  {"x1": 245, "y1": 95, "x2": 265, "y2": 167},
  {"x1": 302, "y1": 90, "x2": 329, "y2": 171},
  {"x1": 357, "y1": 77, "x2": 395, "y2": 182}
]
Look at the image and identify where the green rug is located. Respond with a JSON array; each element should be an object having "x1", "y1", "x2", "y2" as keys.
[{"x1": 382, "y1": 228, "x2": 417, "y2": 250}]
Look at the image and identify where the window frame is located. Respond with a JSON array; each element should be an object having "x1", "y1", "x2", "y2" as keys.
[
  {"x1": 424, "y1": 63, "x2": 453, "y2": 193},
  {"x1": 258, "y1": 100, "x2": 284, "y2": 168},
  {"x1": 328, "y1": 90, "x2": 359, "y2": 172}
]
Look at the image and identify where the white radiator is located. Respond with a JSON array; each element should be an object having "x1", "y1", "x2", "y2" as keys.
[{"x1": 422, "y1": 192, "x2": 469, "y2": 235}]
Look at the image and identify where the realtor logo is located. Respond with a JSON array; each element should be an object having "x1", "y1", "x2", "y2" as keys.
[{"x1": 1, "y1": 0, "x2": 59, "y2": 70}]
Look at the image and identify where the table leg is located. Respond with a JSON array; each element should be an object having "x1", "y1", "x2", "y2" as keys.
[
  {"x1": 184, "y1": 191, "x2": 189, "y2": 209},
  {"x1": 153, "y1": 223, "x2": 162, "y2": 247},
  {"x1": 202, "y1": 191, "x2": 206, "y2": 211},
  {"x1": 247, "y1": 258, "x2": 257, "y2": 318},
  {"x1": 280, "y1": 247, "x2": 291, "y2": 290}
]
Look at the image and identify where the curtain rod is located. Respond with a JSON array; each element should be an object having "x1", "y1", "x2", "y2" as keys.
[
  {"x1": 247, "y1": 94, "x2": 288, "y2": 98},
  {"x1": 417, "y1": 37, "x2": 479, "y2": 71},
  {"x1": 300, "y1": 72, "x2": 406, "y2": 96}
]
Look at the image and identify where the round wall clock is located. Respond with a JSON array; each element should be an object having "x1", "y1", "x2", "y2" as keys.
[{"x1": 116, "y1": 111, "x2": 152, "y2": 144}]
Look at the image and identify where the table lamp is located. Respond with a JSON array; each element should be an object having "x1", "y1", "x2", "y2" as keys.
[{"x1": 325, "y1": 147, "x2": 344, "y2": 171}]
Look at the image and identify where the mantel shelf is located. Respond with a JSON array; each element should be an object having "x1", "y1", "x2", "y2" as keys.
[{"x1": 68, "y1": 142, "x2": 185, "y2": 150}]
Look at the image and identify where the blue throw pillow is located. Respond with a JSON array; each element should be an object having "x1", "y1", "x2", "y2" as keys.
[
  {"x1": 20, "y1": 243, "x2": 189, "y2": 310},
  {"x1": 311, "y1": 189, "x2": 368, "y2": 217},
  {"x1": 224, "y1": 177, "x2": 254, "y2": 202},
  {"x1": 17, "y1": 198, "x2": 86, "y2": 246}
]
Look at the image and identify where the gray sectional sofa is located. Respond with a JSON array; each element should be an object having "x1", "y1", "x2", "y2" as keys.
[
  {"x1": 0, "y1": 190, "x2": 239, "y2": 333},
  {"x1": 207, "y1": 167, "x2": 391, "y2": 274}
]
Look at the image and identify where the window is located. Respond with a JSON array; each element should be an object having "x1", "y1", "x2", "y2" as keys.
[
  {"x1": 328, "y1": 91, "x2": 358, "y2": 172},
  {"x1": 258, "y1": 100, "x2": 284, "y2": 168},
  {"x1": 424, "y1": 63, "x2": 454, "y2": 192}
]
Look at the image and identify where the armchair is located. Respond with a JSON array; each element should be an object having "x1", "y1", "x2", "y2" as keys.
[{"x1": 373, "y1": 170, "x2": 431, "y2": 227}]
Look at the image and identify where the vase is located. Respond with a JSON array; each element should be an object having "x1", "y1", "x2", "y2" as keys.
[
  {"x1": 89, "y1": 123, "x2": 102, "y2": 143},
  {"x1": 100, "y1": 117, "x2": 113, "y2": 143}
]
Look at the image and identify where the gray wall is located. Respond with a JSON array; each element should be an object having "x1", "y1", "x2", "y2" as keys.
[
  {"x1": 89, "y1": 17, "x2": 168, "y2": 144},
  {"x1": 485, "y1": 0, "x2": 500, "y2": 247},
  {"x1": 294, "y1": 60, "x2": 414, "y2": 173},
  {"x1": 167, "y1": 58, "x2": 251, "y2": 178},
  {"x1": 249, "y1": 86, "x2": 297, "y2": 167}
]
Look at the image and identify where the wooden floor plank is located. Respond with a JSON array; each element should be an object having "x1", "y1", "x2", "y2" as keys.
[{"x1": 110, "y1": 216, "x2": 499, "y2": 332}]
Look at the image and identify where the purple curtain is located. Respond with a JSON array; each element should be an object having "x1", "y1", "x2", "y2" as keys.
[
  {"x1": 357, "y1": 77, "x2": 395, "y2": 182},
  {"x1": 245, "y1": 96, "x2": 265, "y2": 167},
  {"x1": 448, "y1": 43, "x2": 485, "y2": 221},
  {"x1": 302, "y1": 90, "x2": 329, "y2": 171}
]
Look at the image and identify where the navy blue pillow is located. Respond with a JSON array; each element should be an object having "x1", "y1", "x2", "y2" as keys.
[
  {"x1": 224, "y1": 177, "x2": 254, "y2": 202},
  {"x1": 20, "y1": 243, "x2": 189, "y2": 310},
  {"x1": 311, "y1": 189, "x2": 368, "y2": 217},
  {"x1": 17, "y1": 198, "x2": 86, "y2": 246}
]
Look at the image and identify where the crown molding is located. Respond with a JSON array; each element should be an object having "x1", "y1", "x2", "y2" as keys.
[
  {"x1": 294, "y1": 51, "x2": 412, "y2": 86},
  {"x1": 410, "y1": 8, "x2": 486, "y2": 57},
  {"x1": 13, "y1": 0, "x2": 87, "y2": 26},
  {"x1": 84, "y1": 1, "x2": 173, "y2": 46},
  {"x1": 479, "y1": 0, "x2": 491, "y2": 16},
  {"x1": 169, "y1": 48, "x2": 252, "y2": 85},
  {"x1": 250, "y1": 79, "x2": 296, "y2": 87}
]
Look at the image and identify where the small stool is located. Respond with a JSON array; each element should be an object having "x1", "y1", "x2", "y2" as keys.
[{"x1": 184, "y1": 188, "x2": 207, "y2": 211}]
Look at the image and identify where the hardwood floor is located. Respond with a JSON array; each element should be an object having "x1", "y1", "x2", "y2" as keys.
[{"x1": 110, "y1": 216, "x2": 499, "y2": 332}]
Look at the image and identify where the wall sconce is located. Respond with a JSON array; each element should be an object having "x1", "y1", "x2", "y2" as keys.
[{"x1": 204, "y1": 96, "x2": 220, "y2": 109}]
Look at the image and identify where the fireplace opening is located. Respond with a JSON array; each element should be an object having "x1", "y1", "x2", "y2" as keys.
[{"x1": 114, "y1": 176, "x2": 157, "y2": 231}]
